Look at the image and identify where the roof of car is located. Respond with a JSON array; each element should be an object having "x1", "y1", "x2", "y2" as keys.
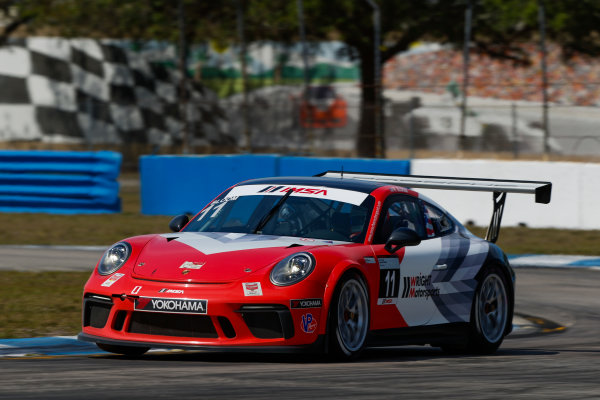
[{"x1": 238, "y1": 176, "x2": 387, "y2": 194}]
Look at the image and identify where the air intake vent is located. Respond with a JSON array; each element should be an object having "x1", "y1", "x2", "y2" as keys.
[{"x1": 128, "y1": 312, "x2": 218, "y2": 338}]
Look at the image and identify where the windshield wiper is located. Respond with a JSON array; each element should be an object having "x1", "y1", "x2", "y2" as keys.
[{"x1": 253, "y1": 190, "x2": 293, "y2": 234}]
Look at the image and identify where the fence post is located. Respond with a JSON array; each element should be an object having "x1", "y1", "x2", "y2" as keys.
[{"x1": 511, "y1": 102, "x2": 519, "y2": 159}]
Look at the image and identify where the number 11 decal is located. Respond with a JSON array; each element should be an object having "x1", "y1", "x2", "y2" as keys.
[
  {"x1": 377, "y1": 256, "x2": 401, "y2": 305},
  {"x1": 378, "y1": 268, "x2": 400, "y2": 299}
]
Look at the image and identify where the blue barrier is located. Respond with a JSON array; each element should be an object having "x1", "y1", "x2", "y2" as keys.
[
  {"x1": 0, "y1": 150, "x2": 121, "y2": 214},
  {"x1": 141, "y1": 155, "x2": 280, "y2": 215},
  {"x1": 0, "y1": 150, "x2": 121, "y2": 179},
  {"x1": 140, "y1": 155, "x2": 410, "y2": 215}
]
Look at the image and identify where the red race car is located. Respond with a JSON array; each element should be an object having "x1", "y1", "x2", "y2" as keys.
[{"x1": 78, "y1": 172, "x2": 551, "y2": 359}]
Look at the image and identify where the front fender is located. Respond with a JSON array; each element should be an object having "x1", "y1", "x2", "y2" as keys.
[{"x1": 319, "y1": 259, "x2": 373, "y2": 336}]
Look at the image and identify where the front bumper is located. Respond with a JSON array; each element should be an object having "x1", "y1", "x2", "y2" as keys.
[
  {"x1": 78, "y1": 332, "x2": 327, "y2": 354},
  {"x1": 80, "y1": 276, "x2": 326, "y2": 349}
]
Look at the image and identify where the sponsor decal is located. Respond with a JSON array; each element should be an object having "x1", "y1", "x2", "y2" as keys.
[
  {"x1": 226, "y1": 184, "x2": 369, "y2": 206},
  {"x1": 135, "y1": 297, "x2": 207, "y2": 314},
  {"x1": 159, "y1": 288, "x2": 184, "y2": 294},
  {"x1": 179, "y1": 261, "x2": 205, "y2": 270},
  {"x1": 290, "y1": 298, "x2": 323, "y2": 309},
  {"x1": 401, "y1": 274, "x2": 440, "y2": 299},
  {"x1": 242, "y1": 282, "x2": 263, "y2": 296},
  {"x1": 131, "y1": 285, "x2": 142, "y2": 294},
  {"x1": 301, "y1": 313, "x2": 317, "y2": 333},
  {"x1": 377, "y1": 297, "x2": 397, "y2": 305},
  {"x1": 101, "y1": 273, "x2": 125, "y2": 287},
  {"x1": 368, "y1": 201, "x2": 382, "y2": 242},
  {"x1": 364, "y1": 257, "x2": 376, "y2": 264},
  {"x1": 214, "y1": 196, "x2": 239, "y2": 204},
  {"x1": 259, "y1": 186, "x2": 328, "y2": 196},
  {"x1": 389, "y1": 186, "x2": 409, "y2": 193}
]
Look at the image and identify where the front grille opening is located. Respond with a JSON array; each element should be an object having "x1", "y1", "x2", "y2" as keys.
[
  {"x1": 128, "y1": 312, "x2": 218, "y2": 338},
  {"x1": 113, "y1": 310, "x2": 127, "y2": 331},
  {"x1": 242, "y1": 310, "x2": 294, "y2": 339},
  {"x1": 217, "y1": 316, "x2": 236, "y2": 338},
  {"x1": 83, "y1": 301, "x2": 112, "y2": 329}
]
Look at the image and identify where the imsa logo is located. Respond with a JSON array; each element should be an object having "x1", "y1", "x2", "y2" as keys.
[
  {"x1": 135, "y1": 297, "x2": 208, "y2": 314},
  {"x1": 258, "y1": 186, "x2": 328, "y2": 196}
]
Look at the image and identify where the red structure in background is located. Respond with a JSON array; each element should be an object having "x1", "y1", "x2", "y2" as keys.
[{"x1": 299, "y1": 85, "x2": 348, "y2": 128}]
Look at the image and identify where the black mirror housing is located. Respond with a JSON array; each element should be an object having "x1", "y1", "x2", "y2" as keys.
[
  {"x1": 169, "y1": 214, "x2": 190, "y2": 232},
  {"x1": 384, "y1": 227, "x2": 421, "y2": 254}
]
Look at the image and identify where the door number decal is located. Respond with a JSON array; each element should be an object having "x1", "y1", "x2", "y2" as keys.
[
  {"x1": 377, "y1": 256, "x2": 401, "y2": 305},
  {"x1": 379, "y1": 269, "x2": 400, "y2": 299}
]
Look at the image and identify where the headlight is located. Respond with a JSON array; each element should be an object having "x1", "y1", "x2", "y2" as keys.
[
  {"x1": 270, "y1": 252, "x2": 315, "y2": 286},
  {"x1": 98, "y1": 242, "x2": 131, "y2": 275}
]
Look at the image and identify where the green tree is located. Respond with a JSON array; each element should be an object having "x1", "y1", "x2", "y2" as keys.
[{"x1": 5, "y1": 0, "x2": 600, "y2": 157}]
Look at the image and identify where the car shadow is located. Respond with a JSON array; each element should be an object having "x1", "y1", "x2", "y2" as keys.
[{"x1": 93, "y1": 345, "x2": 559, "y2": 364}]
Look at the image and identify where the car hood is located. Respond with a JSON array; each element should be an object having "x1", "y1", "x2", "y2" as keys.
[{"x1": 132, "y1": 232, "x2": 344, "y2": 283}]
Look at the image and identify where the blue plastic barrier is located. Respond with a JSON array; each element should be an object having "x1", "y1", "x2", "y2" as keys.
[
  {"x1": 0, "y1": 150, "x2": 121, "y2": 178},
  {"x1": 141, "y1": 155, "x2": 280, "y2": 215},
  {"x1": 0, "y1": 150, "x2": 121, "y2": 214},
  {"x1": 140, "y1": 155, "x2": 410, "y2": 215}
]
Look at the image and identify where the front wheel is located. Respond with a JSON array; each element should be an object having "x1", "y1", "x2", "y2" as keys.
[
  {"x1": 328, "y1": 272, "x2": 370, "y2": 360},
  {"x1": 97, "y1": 343, "x2": 150, "y2": 357}
]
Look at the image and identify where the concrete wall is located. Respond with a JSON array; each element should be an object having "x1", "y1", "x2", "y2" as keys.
[{"x1": 412, "y1": 159, "x2": 599, "y2": 229}]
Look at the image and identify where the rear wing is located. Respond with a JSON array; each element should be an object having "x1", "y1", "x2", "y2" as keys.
[{"x1": 316, "y1": 171, "x2": 552, "y2": 243}]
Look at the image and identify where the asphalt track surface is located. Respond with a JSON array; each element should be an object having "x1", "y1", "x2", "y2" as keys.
[{"x1": 1, "y1": 264, "x2": 599, "y2": 398}]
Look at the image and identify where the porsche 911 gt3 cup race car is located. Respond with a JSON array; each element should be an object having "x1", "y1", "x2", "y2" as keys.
[{"x1": 78, "y1": 171, "x2": 551, "y2": 359}]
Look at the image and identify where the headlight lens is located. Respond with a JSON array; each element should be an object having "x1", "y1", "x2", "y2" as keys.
[
  {"x1": 270, "y1": 252, "x2": 315, "y2": 286},
  {"x1": 98, "y1": 242, "x2": 131, "y2": 275}
]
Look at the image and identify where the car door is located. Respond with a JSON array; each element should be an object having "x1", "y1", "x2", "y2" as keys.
[{"x1": 371, "y1": 194, "x2": 444, "y2": 327}]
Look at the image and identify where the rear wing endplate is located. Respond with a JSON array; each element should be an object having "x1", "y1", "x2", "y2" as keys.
[{"x1": 316, "y1": 171, "x2": 552, "y2": 243}]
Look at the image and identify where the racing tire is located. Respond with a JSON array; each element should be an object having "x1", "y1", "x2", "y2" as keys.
[
  {"x1": 444, "y1": 266, "x2": 510, "y2": 355},
  {"x1": 96, "y1": 343, "x2": 150, "y2": 357},
  {"x1": 328, "y1": 272, "x2": 370, "y2": 360}
]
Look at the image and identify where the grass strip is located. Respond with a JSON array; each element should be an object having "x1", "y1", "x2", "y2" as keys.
[{"x1": 0, "y1": 271, "x2": 90, "y2": 338}]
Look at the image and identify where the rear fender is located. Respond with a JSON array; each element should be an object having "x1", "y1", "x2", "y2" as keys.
[{"x1": 475, "y1": 244, "x2": 515, "y2": 335}]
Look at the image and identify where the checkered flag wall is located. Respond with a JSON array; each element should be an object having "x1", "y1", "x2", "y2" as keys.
[{"x1": 0, "y1": 37, "x2": 229, "y2": 146}]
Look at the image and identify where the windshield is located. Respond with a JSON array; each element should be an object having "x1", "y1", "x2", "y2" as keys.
[{"x1": 183, "y1": 192, "x2": 374, "y2": 243}]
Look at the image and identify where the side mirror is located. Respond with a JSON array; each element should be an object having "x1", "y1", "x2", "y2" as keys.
[
  {"x1": 384, "y1": 227, "x2": 421, "y2": 254},
  {"x1": 169, "y1": 214, "x2": 190, "y2": 232}
]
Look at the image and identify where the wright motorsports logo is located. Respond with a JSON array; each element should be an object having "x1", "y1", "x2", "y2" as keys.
[{"x1": 401, "y1": 274, "x2": 440, "y2": 299}]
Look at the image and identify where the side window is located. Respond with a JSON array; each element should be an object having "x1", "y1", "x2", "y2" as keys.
[
  {"x1": 423, "y1": 203, "x2": 455, "y2": 237},
  {"x1": 375, "y1": 196, "x2": 426, "y2": 243}
]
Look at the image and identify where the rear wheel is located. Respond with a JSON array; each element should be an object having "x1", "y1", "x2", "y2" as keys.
[
  {"x1": 96, "y1": 343, "x2": 150, "y2": 356},
  {"x1": 328, "y1": 272, "x2": 370, "y2": 360},
  {"x1": 442, "y1": 266, "x2": 510, "y2": 355}
]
